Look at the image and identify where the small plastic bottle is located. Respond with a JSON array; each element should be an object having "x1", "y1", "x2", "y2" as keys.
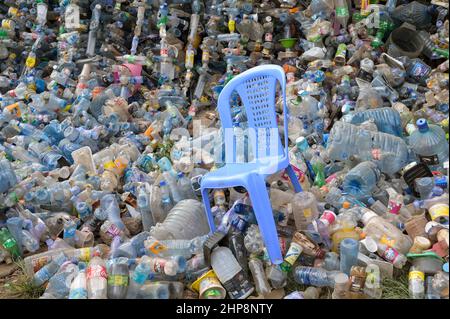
[{"x1": 409, "y1": 266, "x2": 425, "y2": 299}]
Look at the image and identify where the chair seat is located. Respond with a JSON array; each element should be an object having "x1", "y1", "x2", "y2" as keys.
[{"x1": 201, "y1": 156, "x2": 288, "y2": 189}]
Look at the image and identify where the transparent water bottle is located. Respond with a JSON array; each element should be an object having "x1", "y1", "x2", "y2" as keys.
[{"x1": 293, "y1": 266, "x2": 341, "y2": 287}]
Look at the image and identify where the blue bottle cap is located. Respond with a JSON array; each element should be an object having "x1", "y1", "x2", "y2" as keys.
[
  {"x1": 443, "y1": 263, "x2": 449, "y2": 273},
  {"x1": 416, "y1": 118, "x2": 429, "y2": 132},
  {"x1": 159, "y1": 180, "x2": 167, "y2": 187}
]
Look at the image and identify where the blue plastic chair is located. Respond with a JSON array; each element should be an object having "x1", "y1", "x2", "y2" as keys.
[{"x1": 200, "y1": 64, "x2": 303, "y2": 265}]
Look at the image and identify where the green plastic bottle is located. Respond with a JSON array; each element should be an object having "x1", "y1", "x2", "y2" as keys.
[{"x1": 0, "y1": 228, "x2": 21, "y2": 260}]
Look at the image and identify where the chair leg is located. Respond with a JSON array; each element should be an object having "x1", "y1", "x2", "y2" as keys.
[
  {"x1": 286, "y1": 164, "x2": 303, "y2": 193},
  {"x1": 201, "y1": 187, "x2": 216, "y2": 233},
  {"x1": 246, "y1": 175, "x2": 283, "y2": 265}
]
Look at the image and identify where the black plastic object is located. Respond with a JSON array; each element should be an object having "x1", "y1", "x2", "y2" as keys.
[
  {"x1": 403, "y1": 162, "x2": 434, "y2": 196},
  {"x1": 203, "y1": 230, "x2": 227, "y2": 265}
]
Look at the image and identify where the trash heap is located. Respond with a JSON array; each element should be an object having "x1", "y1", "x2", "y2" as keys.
[{"x1": 0, "y1": 0, "x2": 449, "y2": 299}]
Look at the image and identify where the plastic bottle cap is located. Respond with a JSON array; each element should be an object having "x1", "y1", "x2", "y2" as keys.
[
  {"x1": 416, "y1": 118, "x2": 429, "y2": 132},
  {"x1": 361, "y1": 210, "x2": 378, "y2": 225},
  {"x1": 342, "y1": 202, "x2": 351, "y2": 209}
]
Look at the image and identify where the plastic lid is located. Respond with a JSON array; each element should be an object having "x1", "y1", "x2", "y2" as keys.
[
  {"x1": 443, "y1": 263, "x2": 449, "y2": 273},
  {"x1": 416, "y1": 118, "x2": 429, "y2": 132},
  {"x1": 342, "y1": 201, "x2": 351, "y2": 209},
  {"x1": 361, "y1": 210, "x2": 378, "y2": 225}
]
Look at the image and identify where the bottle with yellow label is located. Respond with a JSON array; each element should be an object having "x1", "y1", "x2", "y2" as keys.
[
  {"x1": 409, "y1": 266, "x2": 425, "y2": 299},
  {"x1": 292, "y1": 191, "x2": 319, "y2": 230}
]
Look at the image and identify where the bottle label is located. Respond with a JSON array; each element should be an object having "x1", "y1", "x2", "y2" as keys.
[
  {"x1": 380, "y1": 235, "x2": 396, "y2": 248},
  {"x1": 79, "y1": 248, "x2": 92, "y2": 262},
  {"x1": 388, "y1": 200, "x2": 402, "y2": 215},
  {"x1": 409, "y1": 270, "x2": 425, "y2": 281},
  {"x1": 284, "y1": 243, "x2": 303, "y2": 266},
  {"x1": 151, "y1": 259, "x2": 167, "y2": 274},
  {"x1": 35, "y1": 266, "x2": 51, "y2": 283},
  {"x1": 132, "y1": 270, "x2": 149, "y2": 284},
  {"x1": 419, "y1": 154, "x2": 439, "y2": 166},
  {"x1": 2, "y1": 237, "x2": 17, "y2": 250},
  {"x1": 69, "y1": 287, "x2": 88, "y2": 299},
  {"x1": 303, "y1": 208, "x2": 312, "y2": 218},
  {"x1": 32, "y1": 257, "x2": 50, "y2": 273},
  {"x1": 147, "y1": 240, "x2": 167, "y2": 255},
  {"x1": 428, "y1": 204, "x2": 449, "y2": 221},
  {"x1": 108, "y1": 275, "x2": 129, "y2": 287},
  {"x1": 336, "y1": 7, "x2": 349, "y2": 17},
  {"x1": 382, "y1": 246, "x2": 399, "y2": 263},
  {"x1": 106, "y1": 224, "x2": 122, "y2": 238},
  {"x1": 86, "y1": 265, "x2": 107, "y2": 280},
  {"x1": 410, "y1": 62, "x2": 430, "y2": 79}
]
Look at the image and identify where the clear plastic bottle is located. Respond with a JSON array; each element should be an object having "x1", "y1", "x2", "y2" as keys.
[
  {"x1": 327, "y1": 122, "x2": 410, "y2": 175},
  {"x1": 409, "y1": 266, "x2": 425, "y2": 299},
  {"x1": 292, "y1": 191, "x2": 319, "y2": 230},
  {"x1": 248, "y1": 258, "x2": 271, "y2": 296},
  {"x1": 86, "y1": 254, "x2": 108, "y2": 299},
  {"x1": 339, "y1": 238, "x2": 359, "y2": 275},
  {"x1": 361, "y1": 210, "x2": 413, "y2": 255},
  {"x1": 137, "y1": 184, "x2": 154, "y2": 232},
  {"x1": 294, "y1": 266, "x2": 341, "y2": 287},
  {"x1": 33, "y1": 252, "x2": 68, "y2": 287},
  {"x1": 342, "y1": 107, "x2": 403, "y2": 137}
]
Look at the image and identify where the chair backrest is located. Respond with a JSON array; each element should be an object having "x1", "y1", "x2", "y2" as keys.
[{"x1": 217, "y1": 65, "x2": 288, "y2": 164}]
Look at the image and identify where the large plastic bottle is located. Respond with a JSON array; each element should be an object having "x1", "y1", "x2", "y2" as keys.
[
  {"x1": 150, "y1": 199, "x2": 209, "y2": 240},
  {"x1": 361, "y1": 210, "x2": 413, "y2": 254},
  {"x1": 292, "y1": 191, "x2": 319, "y2": 230},
  {"x1": 33, "y1": 252, "x2": 68, "y2": 287},
  {"x1": 342, "y1": 161, "x2": 381, "y2": 201},
  {"x1": 86, "y1": 254, "x2": 108, "y2": 299},
  {"x1": 408, "y1": 119, "x2": 449, "y2": 171},
  {"x1": 342, "y1": 107, "x2": 403, "y2": 137},
  {"x1": 326, "y1": 122, "x2": 410, "y2": 175}
]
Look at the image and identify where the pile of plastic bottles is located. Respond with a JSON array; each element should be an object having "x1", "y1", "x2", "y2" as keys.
[{"x1": 0, "y1": 0, "x2": 449, "y2": 299}]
